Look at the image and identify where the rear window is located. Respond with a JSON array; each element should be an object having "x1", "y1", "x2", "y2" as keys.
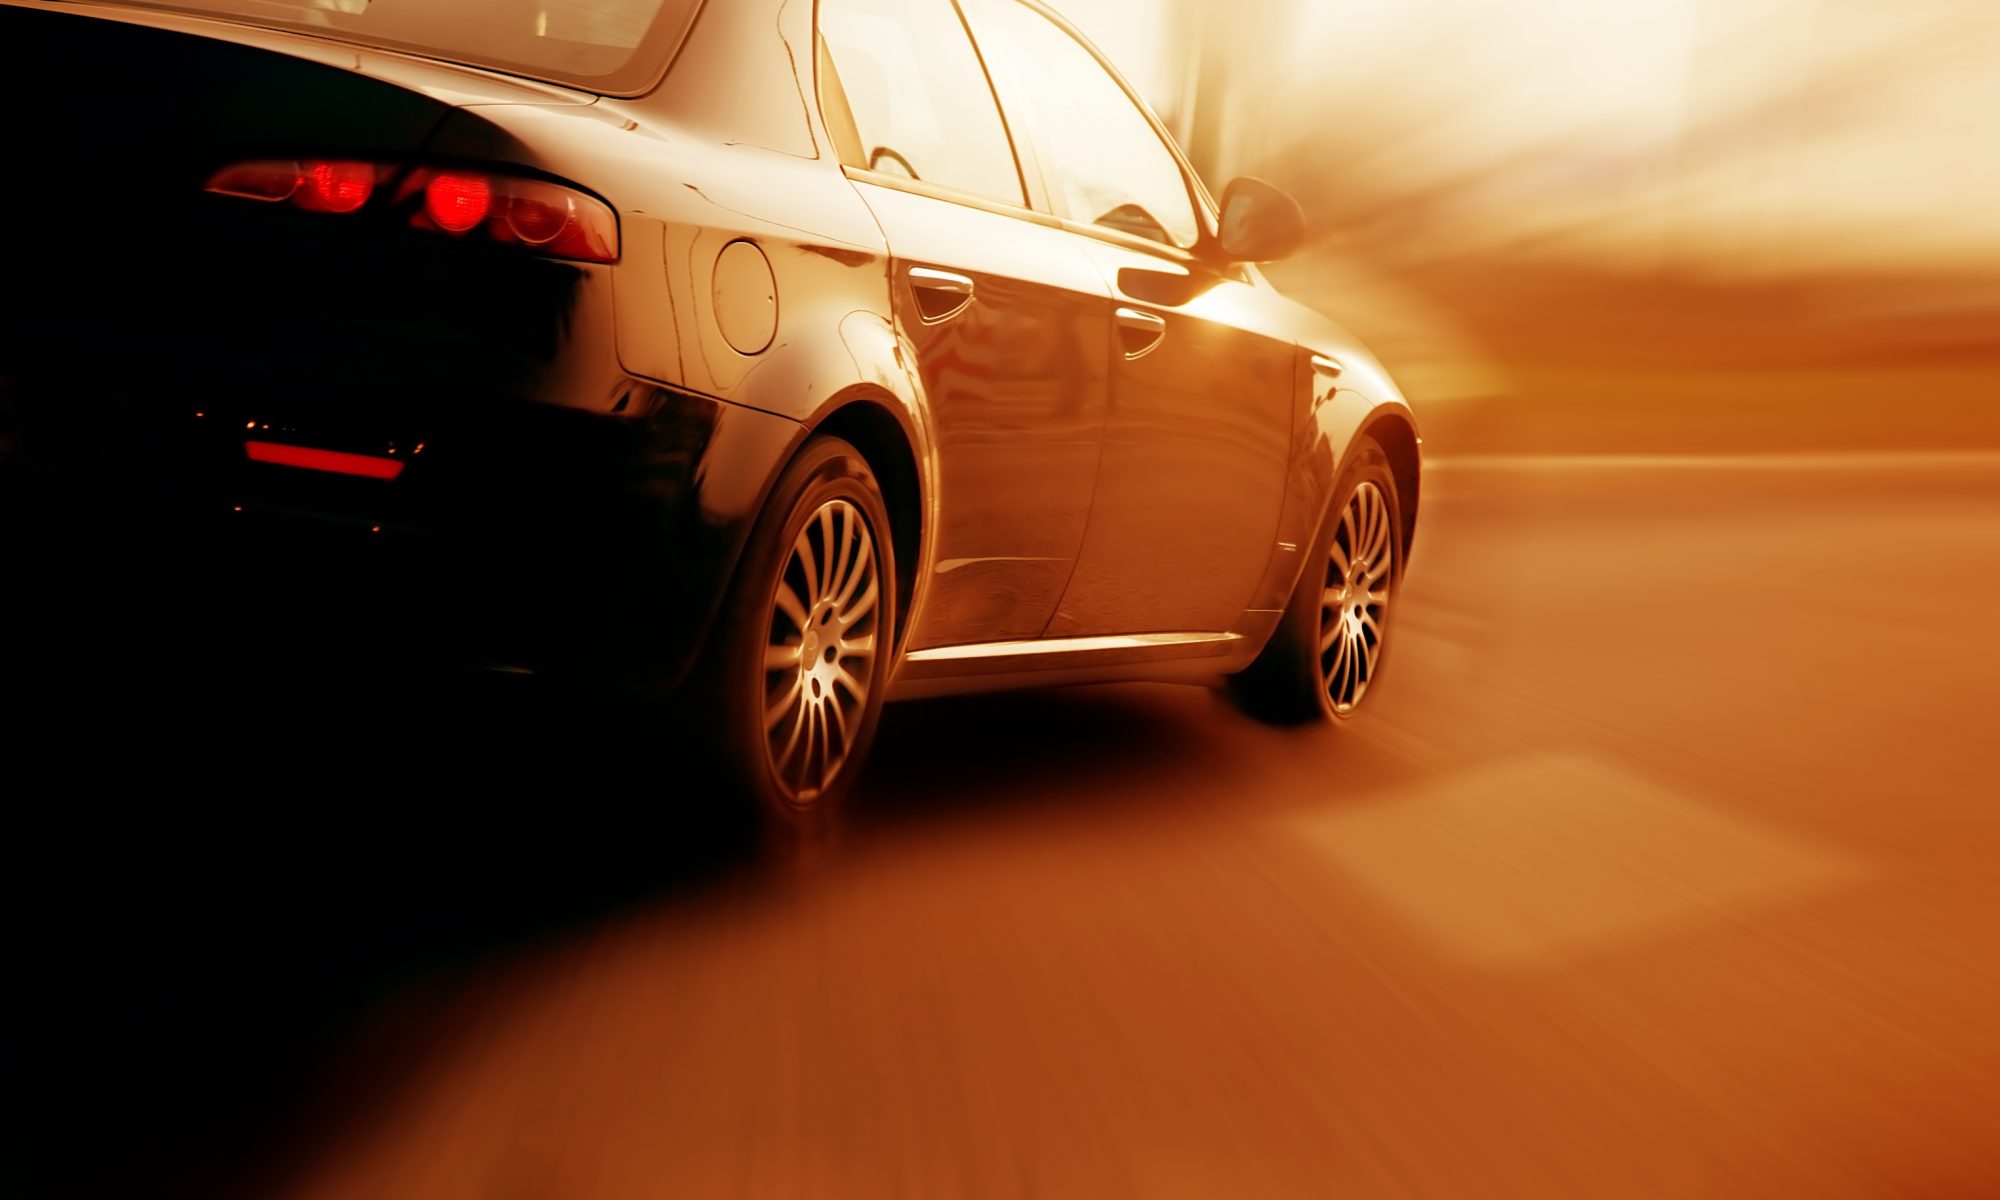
[{"x1": 102, "y1": 0, "x2": 702, "y2": 94}]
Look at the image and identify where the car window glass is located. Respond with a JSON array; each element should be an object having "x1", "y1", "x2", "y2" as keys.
[
  {"x1": 963, "y1": 0, "x2": 1199, "y2": 248},
  {"x1": 818, "y1": 0, "x2": 1024, "y2": 207},
  {"x1": 105, "y1": 0, "x2": 696, "y2": 92}
]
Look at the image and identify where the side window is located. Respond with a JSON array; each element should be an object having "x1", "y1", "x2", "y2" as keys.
[
  {"x1": 961, "y1": 0, "x2": 1201, "y2": 249},
  {"x1": 818, "y1": 0, "x2": 1025, "y2": 207}
]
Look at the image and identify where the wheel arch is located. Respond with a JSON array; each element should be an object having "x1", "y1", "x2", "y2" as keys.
[
  {"x1": 1358, "y1": 409, "x2": 1422, "y2": 564},
  {"x1": 809, "y1": 394, "x2": 926, "y2": 652}
]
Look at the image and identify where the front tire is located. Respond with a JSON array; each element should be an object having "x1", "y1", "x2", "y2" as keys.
[
  {"x1": 1230, "y1": 436, "x2": 1402, "y2": 725},
  {"x1": 704, "y1": 435, "x2": 896, "y2": 844}
]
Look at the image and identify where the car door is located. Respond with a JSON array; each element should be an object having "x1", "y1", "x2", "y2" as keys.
[
  {"x1": 818, "y1": 0, "x2": 1113, "y2": 650},
  {"x1": 961, "y1": 0, "x2": 1297, "y2": 638}
]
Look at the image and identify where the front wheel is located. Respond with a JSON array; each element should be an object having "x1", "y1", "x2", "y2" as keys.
[
  {"x1": 702, "y1": 435, "x2": 896, "y2": 844},
  {"x1": 1230, "y1": 436, "x2": 1402, "y2": 725}
]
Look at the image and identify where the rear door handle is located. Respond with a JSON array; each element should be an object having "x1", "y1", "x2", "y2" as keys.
[
  {"x1": 1115, "y1": 306, "x2": 1166, "y2": 359},
  {"x1": 909, "y1": 266, "x2": 976, "y2": 323}
]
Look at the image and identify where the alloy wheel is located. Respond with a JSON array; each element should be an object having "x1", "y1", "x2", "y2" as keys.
[
  {"x1": 761, "y1": 497, "x2": 882, "y2": 805},
  {"x1": 1318, "y1": 480, "x2": 1394, "y2": 714}
]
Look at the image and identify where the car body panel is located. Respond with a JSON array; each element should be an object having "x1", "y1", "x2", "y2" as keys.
[
  {"x1": 847, "y1": 179, "x2": 1113, "y2": 650},
  {"x1": 0, "y1": 0, "x2": 1419, "y2": 705},
  {"x1": 1046, "y1": 236, "x2": 1297, "y2": 636}
]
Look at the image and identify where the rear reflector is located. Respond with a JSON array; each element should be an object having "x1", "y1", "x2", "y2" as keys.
[{"x1": 245, "y1": 441, "x2": 404, "y2": 480}]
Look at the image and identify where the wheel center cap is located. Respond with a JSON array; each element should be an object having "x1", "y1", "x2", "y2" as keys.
[{"x1": 802, "y1": 628, "x2": 822, "y2": 662}]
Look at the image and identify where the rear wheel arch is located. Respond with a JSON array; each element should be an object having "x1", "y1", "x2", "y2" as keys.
[{"x1": 809, "y1": 397, "x2": 924, "y2": 652}]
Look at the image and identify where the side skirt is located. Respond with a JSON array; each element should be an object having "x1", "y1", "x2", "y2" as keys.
[{"x1": 886, "y1": 631, "x2": 1260, "y2": 702}]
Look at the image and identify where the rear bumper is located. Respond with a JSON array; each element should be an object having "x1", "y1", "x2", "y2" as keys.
[{"x1": 0, "y1": 371, "x2": 803, "y2": 687}]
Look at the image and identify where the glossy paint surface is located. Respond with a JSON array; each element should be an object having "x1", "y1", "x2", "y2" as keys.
[
  {"x1": 1047, "y1": 237, "x2": 1296, "y2": 635},
  {"x1": 852, "y1": 180, "x2": 1112, "y2": 649},
  {"x1": 0, "y1": 0, "x2": 1417, "y2": 699}
]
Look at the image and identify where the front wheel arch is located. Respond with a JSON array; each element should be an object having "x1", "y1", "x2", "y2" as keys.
[
  {"x1": 1359, "y1": 411, "x2": 1421, "y2": 567},
  {"x1": 1230, "y1": 434, "x2": 1405, "y2": 725}
]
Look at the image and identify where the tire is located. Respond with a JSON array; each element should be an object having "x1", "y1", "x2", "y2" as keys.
[
  {"x1": 1230, "y1": 435, "x2": 1402, "y2": 725},
  {"x1": 698, "y1": 435, "x2": 896, "y2": 847}
]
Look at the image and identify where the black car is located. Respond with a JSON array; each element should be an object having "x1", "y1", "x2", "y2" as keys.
[{"x1": 0, "y1": 0, "x2": 1420, "y2": 832}]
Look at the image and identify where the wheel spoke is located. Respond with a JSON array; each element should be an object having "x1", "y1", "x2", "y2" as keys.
[
  {"x1": 816, "y1": 506, "x2": 838, "y2": 601},
  {"x1": 774, "y1": 582, "x2": 809, "y2": 633},
  {"x1": 765, "y1": 642, "x2": 803, "y2": 671},
  {"x1": 1326, "y1": 626, "x2": 1352, "y2": 679},
  {"x1": 804, "y1": 702, "x2": 826, "y2": 793},
  {"x1": 826, "y1": 689, "x2": 851, "y2": 749},
  {"x1": 829, "y1": 663, "x2": 868, "y2": 704},
  {"x1": 834, "y1": 523, "x2": 876, "y2": 612},
  {"x1": 840, "y1": 574, "x2": 879, "y2": 631},
  {"x1": 794, "y1": 529, "x2": 822, "y2": 608},
  {"x1": 1319, "y1": 619, "x2": 1342, "y2": 654},
  {"x1": 828, "y1": 504, "x2": 857, "y2": 605},
  {"x1": 1366, "y1": 502, "x2": 1392, "y2": 564},
  {"x1": 1328, "y1": 538, "x2": 1351, "y2": 579},
  {"x1": 773, "y1": 689, "x2": 809, "y2": 762},
  {"x1": 764, "y1": 675, "x2": 803, "y2": 730},
  {"x1": 839, "y1": 632, "x2": 877, "y2": 660}
]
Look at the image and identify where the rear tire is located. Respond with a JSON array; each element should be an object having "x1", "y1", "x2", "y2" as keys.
[
  {"x1": 700, "y1": 435, "x2": 896, "y2": 850},
  {"x1": 1230, "y1": 435, "x2": 1402, "y2": 725}
]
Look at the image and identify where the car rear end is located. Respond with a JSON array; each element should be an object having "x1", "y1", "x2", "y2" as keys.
[{"x1": 0, "y1": 0, "x2": 713, "y2": 678}]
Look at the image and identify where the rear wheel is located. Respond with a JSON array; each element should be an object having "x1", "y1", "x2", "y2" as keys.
[
  {"x1": 1230, "y1": 436, "x2": 1401, "y2": 724},
  {"x1": 703, "y1": 436, "x2": 895, "y2": 845}
]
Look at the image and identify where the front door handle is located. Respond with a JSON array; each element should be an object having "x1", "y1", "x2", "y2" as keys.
[
  {"x1": 1115, "y1": 306, "x2": 1167, "y2": 359},
  {"x1": 909, "y1": 266, "x2": 976, "y2": 323}
]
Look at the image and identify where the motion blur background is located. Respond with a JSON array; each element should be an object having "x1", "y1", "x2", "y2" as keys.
[
  {"x1": 14, "y1": 2, "x2": 2000, "y2": 1198},
  {"x1": 1067, "y1": 0, "x2": 2000, "y2": 455}
]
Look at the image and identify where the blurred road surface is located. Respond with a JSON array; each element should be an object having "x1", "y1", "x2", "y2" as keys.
[{"x1": 12, "y1": 454, "x2": 2000, "y2": 1198}]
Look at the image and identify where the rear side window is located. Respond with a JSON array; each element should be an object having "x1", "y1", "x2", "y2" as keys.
[
  {"x1": 961, "y1": 0, "x2": 1200, "y2": 249},
  {"x1": 98, "y1": 0, "x2": 698, "y2": 94},
  {"x1": 818, "y1": 0, "x2": 1025, "y2": 207}
]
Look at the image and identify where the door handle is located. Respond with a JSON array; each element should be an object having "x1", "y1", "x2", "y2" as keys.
[
  {"x1": 909, "y1": 266, "x2": 976, "y2": 323},
  {"x1": 1311, "y1": 352, "x2": 1344, "y2": 379},
  {"x1": 1115, "y1": 306, "x2": 1166, "y2": 360}
]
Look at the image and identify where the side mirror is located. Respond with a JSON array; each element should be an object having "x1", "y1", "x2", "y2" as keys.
[{"x1": 1216, "y1": 177, "x2": 1306, "y2": 264}]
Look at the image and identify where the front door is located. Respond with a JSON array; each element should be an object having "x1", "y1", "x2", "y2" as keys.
[
  {"x1": 819, "y1": 0, "x2": 1112, "y2": 649},
  {"x1": 962, "y1": 0, "x2": 1294, "y2": 636}
]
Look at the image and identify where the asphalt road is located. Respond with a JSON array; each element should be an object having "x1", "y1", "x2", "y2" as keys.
[{"x1": 13, "y1": 454, "x2": 2000, "y2": 1198}]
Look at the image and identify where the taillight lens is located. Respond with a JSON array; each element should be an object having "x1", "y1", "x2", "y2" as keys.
[
  {"x1": 299, "y1": 160, "x2": 377, "y2": 213},
  {"x1": 402, "y1": 169, "x2": 617, "y2": 264},
  {"x1": 204, "y1": 159, "x2": 307, "y2": 203},
  {"x1": 424, "y1": 172, "x2": 492, "y2": 233},
  {"x1": 202, "y1": 159, "x2": 619, "y2": 264}
]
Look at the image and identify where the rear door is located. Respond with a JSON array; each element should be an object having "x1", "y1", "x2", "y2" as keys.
[
  {"x1": 818, "y1": 0, "x2": 1113, "y2": 651},
  {"x1": 961, "y1": 0, "x2": 1297, "y2": 637}
]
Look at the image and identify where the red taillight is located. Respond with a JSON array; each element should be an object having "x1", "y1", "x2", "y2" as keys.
[
  {"x1": 299, "y1": 161, "x2": 375, "y2": 213},
  {"x1": 204, "y1": 158, "x2": 619, "y2": 264},
  {"x1": 424, "y1": 172, "x2": 491, "y2": 233},
  {"x1": 245, "y1": 440, "x2": 405, "y2": 480},
  {"x1": 404, "y1": 170, "x2": 618, "y2": 263}
]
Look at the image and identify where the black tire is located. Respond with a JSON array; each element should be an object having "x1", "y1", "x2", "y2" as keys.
[
  {"x1": 1229, "y1": 435, "x2": 1402, "y2": 725},
  {"x1": 698, "y1": 435, "x2": 897, "y2": 847}
]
